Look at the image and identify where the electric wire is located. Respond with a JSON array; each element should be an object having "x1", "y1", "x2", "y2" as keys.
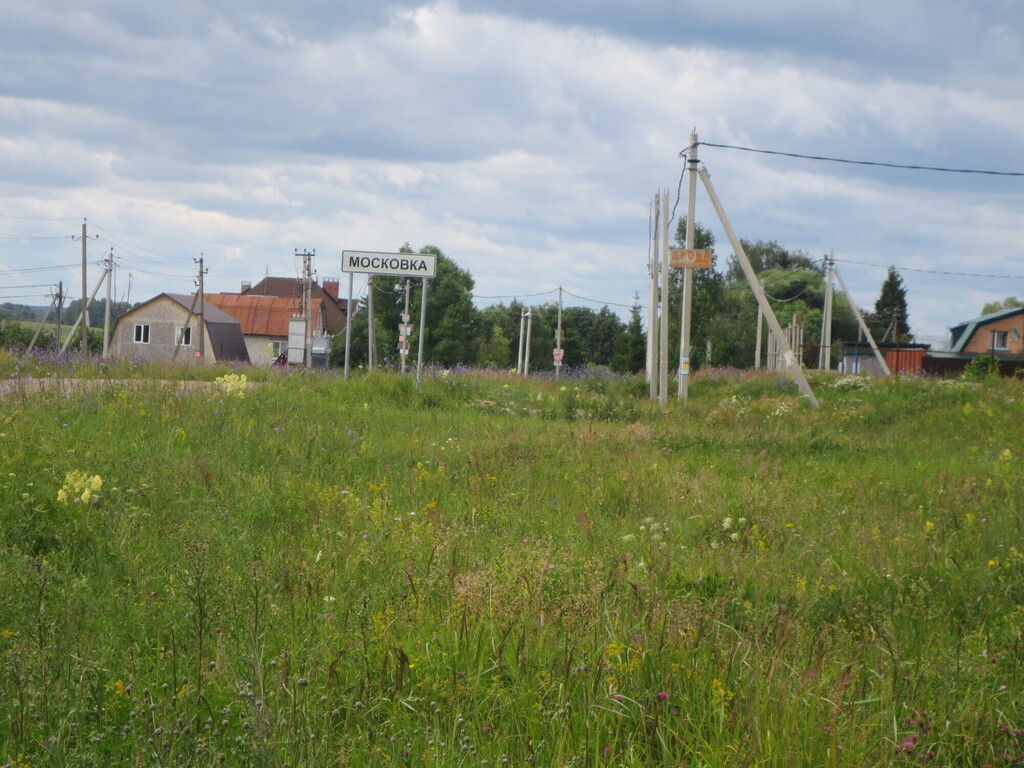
[
  {"x1": 692, "y1": 141, "x2": 1024, "y2": 177},
  {"x1": 832, "y1": 256, "x2": 1024, "y2": 280}
]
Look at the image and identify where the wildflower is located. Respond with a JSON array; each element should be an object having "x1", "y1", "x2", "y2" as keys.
[
  {"x1": 214, "y1": 373, "x2": 248, "y2": 397},
  {"x1": 57, "y1": 470, "x2": 102, "y2": 506},
  {"x1": 722, "y1": 517, "x2": 733, "y2": 530},
  {"x1": 656, "y1": 692, "x2": 669, "y2": 702}
]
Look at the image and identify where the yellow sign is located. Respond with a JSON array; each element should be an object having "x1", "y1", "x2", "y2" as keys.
[{"x1": 669, "y1": 248, "x2": 713, "y2": 269}]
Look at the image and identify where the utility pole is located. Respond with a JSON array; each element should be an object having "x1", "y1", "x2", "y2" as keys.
[
  {"x1": 102, "y1": 249, "x2": 114, "y2": 358},
  {"x1": 678, "y1": 131, "x2": 699, "y2": 400},
  {"x1": 698, "y1": 166, "x2": 819, "y2": 408},
  {"x1": 56, "y1": 281, "x2": 64, "y2": 346},
  {"x1": 195, "y1": 256, "x2": 207, "y2": 363},
  {"x1": 517, "y1": 306, "x2": 527, "y2": 375},
  {"x1": 648, "y1": 193, "x2": 660, "y2": 399},
  {"x1": 658, "y1": 190, "x2": 669, "y2": 406},
  {"x1": 523, "y1": 309, "x2": 533, "y2": 376},
  {"x1": 832, "y1": 263, "x2": 890, "y2": 376},
  {"x1": 81, "y1": 219, "x2": 88, "y2": 354},
  {"x1": 819, "y1": 252, "x2": 834, "y2": 370},
  {"x1": 554, "y1": 285, "x2": 563, "y2": 378},
  {"x1": 296, "y1": 249, "x2": 315, "y2": 367},
  {"x1": 754, "y1": 279, "x2": 764, "y2": 368}
]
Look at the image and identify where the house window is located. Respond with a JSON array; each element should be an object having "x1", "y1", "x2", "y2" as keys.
[
  {"x1": 271, "y1": 341, "x2": 286, "y2": 356},
  {"x1": 176, "y1": 326, "x2": 193, "y2": 346},
  {"x1": 990, "y1": 330, "x2": 1009, "y2": 351},
  {"x1": 134, "y1": 324, "x2": 150, "y2": 343}
]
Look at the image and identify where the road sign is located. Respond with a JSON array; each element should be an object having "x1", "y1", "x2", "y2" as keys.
[
  {"x1": 669, "y1": 248, "x2": 713, "y2": 269},
  {"x1": 342, "y1": 250, "x2": 437, "y2": 278},
  {"x1": 553, "y1": 349, "x2": 563, "y2": 362}
]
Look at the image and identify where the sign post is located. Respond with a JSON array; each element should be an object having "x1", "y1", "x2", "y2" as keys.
[{"x1": 342, "y1": 251, "x2": 438, "y2": 383}]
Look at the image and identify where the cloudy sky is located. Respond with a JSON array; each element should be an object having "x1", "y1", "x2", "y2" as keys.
[{"x1": 2, "y1": 0, "x2": 1022, "y2": 344}]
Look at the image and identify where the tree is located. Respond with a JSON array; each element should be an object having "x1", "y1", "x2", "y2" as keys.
[
  {"x1": 724, "y1": 240, "x2": 820, "y2": 283},
  {"x1": 870, "y1": 267, "x2": 912, "y2": 341},
  {"x1": 981, "y1": 296, "x2": 1023, "y2": 316},
  {"x1": 610, "y1": 301, "x2": 646, "y2": 374}
]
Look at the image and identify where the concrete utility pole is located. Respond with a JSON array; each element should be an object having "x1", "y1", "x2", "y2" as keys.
[
  {"x1": 296, "y1": 249, "x2": 315, "y2": 367},
  {"x1": 56, "y1": 280, "x2": 64, "y2": 344},
  {"x1": 524, "y1": 309, "x2": 533, "y2": 376},
  {"x1": 554, "y1": 285, "x2": 563, "y2": 378},
  {"x1": 517, "y1": 306, "x2": 527, "y2": 375},
  {"x1": 195, "y1": 256, "x2": 207, "y2": 362},
  {"x1": 648, "y1": 193, "x2": 660, "y2": 398},
  {"x1": 60, "y1": 269, "x2": 108, "y2": 355},
  {"x1": 819, "y1": 252, "x2": 834, "y2": 370},
  {"x1": 102, "y1": 249, "x2": 113, "y2": 358},
  {"x1": 81, "y1": 220, "x2": 88, "y2": 354},
  {"x1": 698, "y1": 166, "x2": 820, "y2": 408},
  {"x1": 678, "y1": 131, "x2": 699, "y2": 400},
  {"x1": 658, "y1": 190, "x2": 669, "y2": 406},
  {"x1": 833, "y1": 263, "x2": 891, "y2": 376}
]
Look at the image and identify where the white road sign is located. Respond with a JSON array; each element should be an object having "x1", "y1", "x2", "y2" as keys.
[{"x1": 342, "y1": 250, "x2": 437, "y2": 278}]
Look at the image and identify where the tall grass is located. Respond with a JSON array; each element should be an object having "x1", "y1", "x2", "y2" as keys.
[{"x1": 0, "y1": 353, "x2": 1022, "y2": 766}]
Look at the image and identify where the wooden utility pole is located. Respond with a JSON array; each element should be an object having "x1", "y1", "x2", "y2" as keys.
[
  {"x1": 698, "y1": 166, "x2": 819, "y2": 408},
  {"x1": 678, "y1": 131, "x2": 699, "y2": 400}
]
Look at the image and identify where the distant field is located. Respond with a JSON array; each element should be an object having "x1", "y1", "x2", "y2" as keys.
[{"x1": 0, "y1": 352, "x2": 1021, "y2": 767}]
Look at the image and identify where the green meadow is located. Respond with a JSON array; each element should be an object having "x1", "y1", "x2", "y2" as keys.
[{"x1": 1, "y1": 352, "x2": 1022, "y2": 767}]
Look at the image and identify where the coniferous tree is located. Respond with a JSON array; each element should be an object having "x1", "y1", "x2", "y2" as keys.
[{"x1": 871, "y1": 267, "x2": 912, "y2": 341}]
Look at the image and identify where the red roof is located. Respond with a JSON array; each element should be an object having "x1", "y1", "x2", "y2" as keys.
[{"x1": 205, "y1": 294, "x2": 324, "y2": 337}]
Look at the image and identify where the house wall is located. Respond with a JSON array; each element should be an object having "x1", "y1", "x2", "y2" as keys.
[
  {"x1": 109, "y1": 298, "x2": 214, "y2": 364},
  {"x1": 244, "y1": 334, "x2": 286, "y2": 365},
  {"x1": 963, "y1": 317, "x2": 1024, "y2": 355}
]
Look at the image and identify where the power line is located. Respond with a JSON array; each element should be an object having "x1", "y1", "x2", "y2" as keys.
[
  {"x1": 0, "y1": 232, "x2": 74, "y2": 240},
  {"x1": 832, "y1": 256, "x2": 1024, "y2": 280},
  {"x1": 0, "y1": 213, "x2": 80, "y2": 222},
  {"x1": 691, "y1": 141, "x2": 1024, "y2": 177},
  {"x1": 561, "y1": 288, "x2": 637, "y2": 309},
  {"x1": 0, "y1": 263, "x2": 80, "y2": 275},
  {"x1": 472, "y1": 289, "x2": 558, "y2": 300}
]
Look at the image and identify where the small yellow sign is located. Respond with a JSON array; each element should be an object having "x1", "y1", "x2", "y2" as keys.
[{"x1": 669, "y1": 248, "x2": 713, "y2": 269}]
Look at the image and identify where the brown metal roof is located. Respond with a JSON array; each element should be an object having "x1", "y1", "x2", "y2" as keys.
[
  {"x1": 205, "y1": 293, "x2": 325, "y2": 337},
  {"x1": 243, "y1": 277, "x2": 352, "y2": 333}
]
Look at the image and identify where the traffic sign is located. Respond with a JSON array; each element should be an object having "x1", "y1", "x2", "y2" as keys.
[{"x1": 342, "y1": 250, "x2": 437, "y2": 278}]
